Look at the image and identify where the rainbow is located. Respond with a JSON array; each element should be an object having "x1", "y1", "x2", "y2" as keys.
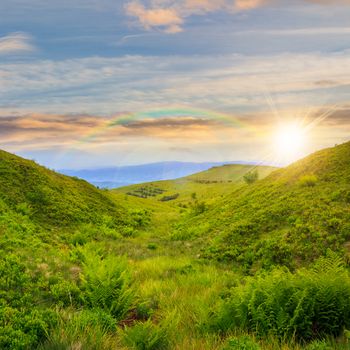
[{"x1": 78, "y1": 105, "x2": 257, "y2": 144}]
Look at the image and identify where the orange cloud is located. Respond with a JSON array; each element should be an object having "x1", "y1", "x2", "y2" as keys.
[
  {"x1": 0, "y1": 113, "x2": 229, "y2": 150},
  {"x1": 125, "y1": 1, "x2": 183, "y2": 33},
  {"x1": 235, "y1": 0, "x2": 272, "y2": 10},
  {"x1": 125, "y1": 0, "x2": 350, "y2": 34}
]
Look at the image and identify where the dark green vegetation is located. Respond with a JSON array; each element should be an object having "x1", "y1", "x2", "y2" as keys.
[
  {"x1": 127, "y1": 185, "x2": 166, "y2": 199},
  {"x1": 1, "y1": 144, "x2": 350, "y2": 349}
]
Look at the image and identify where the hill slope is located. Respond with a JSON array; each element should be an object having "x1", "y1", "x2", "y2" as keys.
[
  {"x1": 114, "y1": 164, "x2": 277, "y2": 205},
  {"x1": 0, "y1": 150, "x2": 126, "y2": 227},
  {"x1": 61, "y1": 161, "x2": 252, "y2": 188},
  {"x1": 1, "y1": 146, "x2": 350, "y2": 350},
  {"x1": 175, "y1": 142, "x2": 350, "y2": 271}
]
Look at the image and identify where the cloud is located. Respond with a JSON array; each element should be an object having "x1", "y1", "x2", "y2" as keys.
[
  {"x1": 1, "y1": 51, "x2": 350, "y2": 116},
  {"x1": 125, "y1": 0, "x2": 350, "y2": 33},
  {"x1": 0, "y1": 32, "x2": 36, "y2": 55},
  {"x1": 125, "y1": 1, "x2": 183, "y2": 33},
  {"x1": 117, "y1": 116, "x2": 222, "y2": 139},
  {"x1": 0, "y1": 114, "x2": 105, "y2": 149},
  {"x1": 1, "y1": 105, "x2": 349, "y2": 151},
  {"x1": 125, "y1": 0, "x2": 228, "y2": 33},
  {"x1": 0, "y1": 113, "x2": 227, "y2": 151},
  {"x1": 234, "y1": 0, "x2": 272, "y2": 10},
  {"x1": 322, "y1": 106, "x2": 350, "y2": 125}
]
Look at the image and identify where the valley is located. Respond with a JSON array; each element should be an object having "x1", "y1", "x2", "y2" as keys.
[{"x1": 0, "y1": 143, "x2": 350, "y2": 349}]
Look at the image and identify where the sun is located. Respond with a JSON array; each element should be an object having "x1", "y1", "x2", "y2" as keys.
[{"x1": 274, "y1": 122, "x2": 306, "y2": 162}]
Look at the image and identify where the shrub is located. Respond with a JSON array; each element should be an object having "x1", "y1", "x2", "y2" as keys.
[
  {"x1": 192, "y1": 201, "x2": 207, "y2": 215},
  {"x1": 0, "y1": 254, "x2": 59, "y2": 349},
  {"x1": 210, "y1": 254, "x2": 350, "y2": 342},
  {"x1": 243, "y1": 170, "x2": 259, "y2": 185},
  {"x1": 70, "y1": 232, "x2": 88, "y2": 246},
  {"x1": 147, "y1": 243, "x2": 158, "y2": 250},
  {"x1": 0, "y1": 307, "x2": 57, "y2": 350},
  {"x1": 120, "y1": 226, "x2": 138, "y2": 238},
  {"x1": 160, "y1": 194, "x2": 179, "y2": 202},
  {"x1": 49, "y1": 279, "x2": 82, "y2": 307},
  {"x1": 130, "y1": 209, "x2": 151, "y2": 228}
]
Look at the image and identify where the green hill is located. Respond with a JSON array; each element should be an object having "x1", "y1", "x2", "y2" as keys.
[
  {"x1": 1, "y1": 145, "x2": 350, "y2": 350},
  {"x1": 0, "y1": 149, "x2": 126, "y2": 227},
  {"x1": 175, "y1": 142, "x2": 350, "y2": 271},
  {"x1": 114, "y1": 164, "x2": 277, "y2": 205},
  {"x1": 187, "y1": 163, "x2": 276, "y2": 182}
]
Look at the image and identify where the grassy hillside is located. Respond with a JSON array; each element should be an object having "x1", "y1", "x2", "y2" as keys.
[
  {"x1": 0, "y1": 150, "x2": 126, "y2": 227},
  {"x1": 187, "y1": 163, "x2": 276, "y2": 182},
  {"x1": 114, "y1": 164, "x2": 277, "y2": 205},
  {"x1": 174, "y1": 142, "x2": 350, "y2": 272},
  {"x1": 1, "y1": 145, "x2": 350, "y2": 350}
]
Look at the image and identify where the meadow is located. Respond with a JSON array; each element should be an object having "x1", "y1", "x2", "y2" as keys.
[{"x1": 0, "y1": 143, "x2": 350, "y2": 349}]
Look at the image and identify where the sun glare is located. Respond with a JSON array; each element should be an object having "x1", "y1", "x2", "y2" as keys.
[{"x1": 274, "y1": 122, "x2": 306, "y2": 162}]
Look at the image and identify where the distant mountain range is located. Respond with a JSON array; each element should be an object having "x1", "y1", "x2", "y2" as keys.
[{"x1": 60, "y1": 161, "x2": 265, "y2": 188}]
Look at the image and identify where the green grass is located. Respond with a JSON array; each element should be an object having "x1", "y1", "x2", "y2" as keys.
[
  {"x1": 0, "y1": 149, "x2": 129, "y2": 228},
  {"x1": 114, "y1": 164, "x2": 277, "y2": 206},
  {"x1": 176, "y1": 142, "x2": 350, "y2": 271},
  {"x1": 1, "y1": 143, "x2": 350, "y2": 349}
]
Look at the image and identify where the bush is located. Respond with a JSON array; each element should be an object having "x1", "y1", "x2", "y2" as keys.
[
  {"x1": 130, "y1": 209, "x2": 151, "y2": 228},
  {"x1": 0, "y1": 307, "x2": 57, "y2": 350},
  {"x1": 160, "y1": 194, "x2": 179, "y2": 202},
  {"x1": 192, "y1": 201, "x2": 207, "y2": 215},
  {"x1": 243, "y1": 170, "x2": 259, "y2": 185},
  {"x1": 120, "y1": 226, "x2": 138, "y2": 238},
  {"x1": 0, "y1": 254, "x2": 59, "y2": 349},
  {"x1": 147, "y1": 243, "x2": 158, "y2": 250},
  {"x1": 210, "y1": 254, "x2": 350, "y2": 342},
  {"x1": 49, "y1": 279, "x2": 82, "y2": 307}
]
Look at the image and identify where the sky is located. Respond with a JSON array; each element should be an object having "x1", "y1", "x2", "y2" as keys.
[{"x1": 0, "y1": 0, "x2": 349, "y2": 169}]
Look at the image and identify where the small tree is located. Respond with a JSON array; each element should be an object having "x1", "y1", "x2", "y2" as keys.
[{"x1": 243, "y1": 170, "x2": 259, "y2": 185}]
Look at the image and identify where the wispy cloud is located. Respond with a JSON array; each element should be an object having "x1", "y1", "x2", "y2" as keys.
[
  {"x1": 125, "y1": 0, "x2": 350, "y2": 33},
  {"x1": 1, "y1": 106, "x2": 349, "y2": 169},
  {"x1": 125, "y1": 0, "x2": 227, "y2": 33},
  {"x1": 235, "y1": 0, "x2": 272, "y2": 10},
  {"x1": 1, "y1": 106, "x2": 349, "y2": 150},
  {"x1": 0, "y1": 113, "x2": 225, "y2": 150},
  {"x1": 125, "y1": 2, "x2": 183, "y2": 33},
  {"x1": 1, "y1": 51, "x2": 349, "y2": 115},
  {"x1": 0, "y1": 32, "x2": 36, "y2": 55}
]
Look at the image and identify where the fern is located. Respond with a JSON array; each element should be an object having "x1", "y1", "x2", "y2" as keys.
[
  {"x1": 79, "y1": 247, "x2": 134, "y2": 321},
  {"x1": 211, "y1": 255, "x2": 350, "y2": 342}
]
